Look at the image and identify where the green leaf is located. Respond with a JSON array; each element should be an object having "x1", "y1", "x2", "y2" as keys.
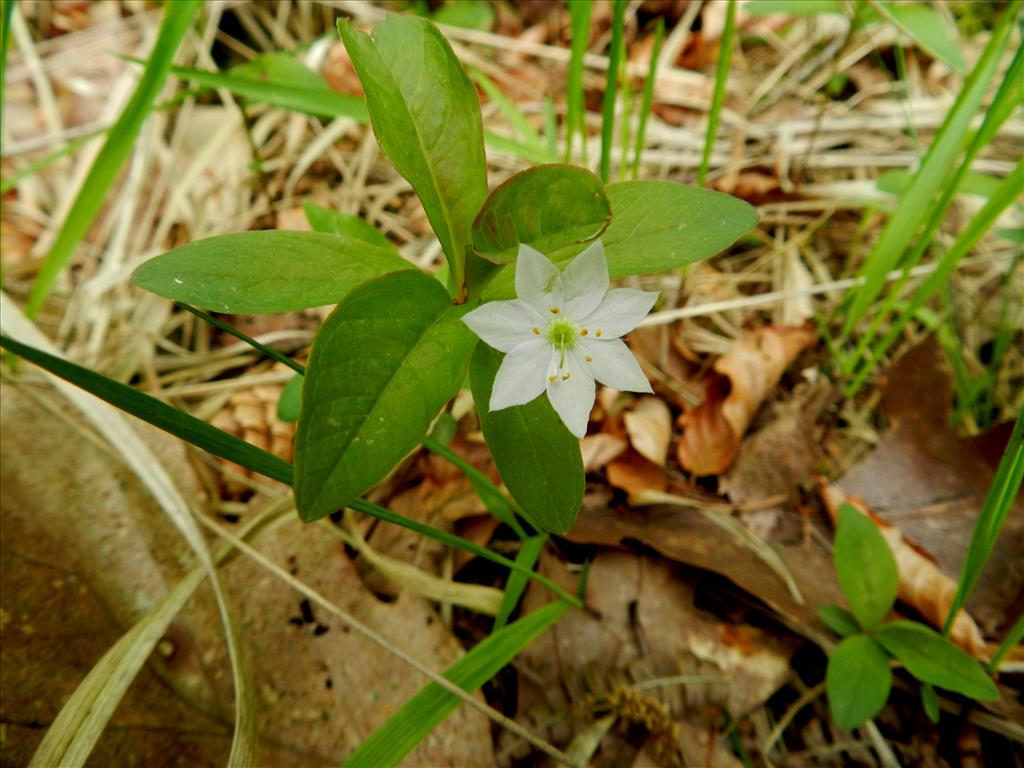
[
  {"x1": 338, "y1": 14, "x2": 487, "y2": 297},
  {"x1": 230, "y1": 51, "x2": 331, "y2": 90},
  {"x1": 277, "y1": 373, "x2": 303, "y2": 423},
  {"x1": 818, "y1": 605, "x2": 862, "y2": 637},
  {"x1": 745, "y1": 0, "x2": 843, "y2": 14},
  {"x1": 875, "y1": 621, "x2": 999, "y2": 701},
  {"x1": 878, "y1": 2, "x2": 965, "y2": 73},
  {"x1": 432, "y1": 0, "x2": 495, "y2": 31},
  {"x1": 27, "y1": 0, "x2": 201, "y2": 315},
  {"x1": 131, "y1": 231, "x2": 413, "y2": 313},
  {"x1": 471, "y1": 164, "x2": 611, "y2": 263},
  {"x1": 826, "y1": 634, "x2": 893, "y2": 730},
  {"x1": 921, "y1": 683, "x2": 940, "y2": 723},
  {"x1": 168, "y1": 59, "x2": 368, "y2": 121},
  {"x1": 302, "y1": 201, "x2": 397, "y2": 251},
  {"x1": 294, "y1": 270, "x2": 475, "y2": 522},
  {"x1": 469, "y1": 344, "x2": 584, "y2": 534},
  {"x1": 481, "y1": 180, "x2": 758, "y2": 300},
  {"x1": 494, "y1": 535, "x2": 546, "y2": 630},
  {"x1": 834, "y1": 502, "x2": 898, "y2": 629},
  {"x1": 343, "y1": 600, "x2": 568, "y2": 768}
]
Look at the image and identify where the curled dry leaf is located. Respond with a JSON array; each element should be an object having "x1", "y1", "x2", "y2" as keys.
[
  {"x1": 623, "y1": 395, "x2": 672, "y2": 466},
  {"x1": 606, "y1": 451, "x2": 668, "y2": 499},
  {"x1": 581, "y1": 432, "x2": 628, "y2": 472},
  {"x1": 677, "y1": 324, "x2": 817, "y2": 476},
  {"x1": 820, "y1": 484, "x2": 987, "y2": 658}
]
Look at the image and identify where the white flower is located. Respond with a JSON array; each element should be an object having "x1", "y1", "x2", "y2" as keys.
[{"x1": 463, "y1": 241, "x2": 658, "y2": 438}]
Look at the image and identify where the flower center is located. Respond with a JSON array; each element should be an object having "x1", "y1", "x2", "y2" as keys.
[{"x1": 547, "y1": 319, "x2": 576, "y2": 368}]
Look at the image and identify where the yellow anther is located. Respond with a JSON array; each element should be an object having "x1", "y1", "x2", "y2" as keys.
[
  {"x1": 549, "y1": 306, "x2": 560, "y2": 314},
  {"x1": 580, "y1": 328, "x2": 589, "y2": 336},
  {"x1": 585, "y1": 355, "x2": 593, "y2": 362},
  {"x1": 595, "y1": 329, "x2": 602, "y2": 337},
  {"x1": 548, "y1": 375, "x2": 557, "y2": 382},
  {"x1": 562, "y1": 373, "x2": 571, "y2": 381},
  {"x1": 532, "y1": 327, "x2": 541, "y2": 334}
]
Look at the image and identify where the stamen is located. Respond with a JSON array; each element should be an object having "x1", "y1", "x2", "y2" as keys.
[
  {"x1": 562, "y1": 373, "x2": 571, "y2": 381},
  {"x1": 548, "y1": 375, "x2": 557, "y2": 382},
  {"x1": 580, "y1": 328, "x2": 589, "y2": 336},
  {"x1": 549, "y1": 307, "x2": 560, "y2": 314},
  {"x1": 532, "y1": 327, "x2": 540, "y2": 335},
  {"x1": 585, "y1": 355, "x2": 593, "y2": 362},
  {"x1": 595, "y1": 329, "x2": 602, "y2": 337}
]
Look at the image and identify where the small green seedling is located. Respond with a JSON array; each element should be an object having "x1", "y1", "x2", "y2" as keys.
[{"x1": 820, "y1": 503, "x2": 998, "y2": 730}]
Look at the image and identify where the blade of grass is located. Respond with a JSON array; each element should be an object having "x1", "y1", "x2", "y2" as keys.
[
  {"x1": 846, "y1": 156, "x2": 1024, "y2": 395},
  {"x1": 1, "y1": 295, "x2": 256, "y2": 766},
  {"x1": 631, "y1": 17, "x2": 664, "y2": 179},
  {"x1": 565, "y1": 0, "x2": 592, "y2": 163},
  {"x1": 26, "y1": 0, "x2": 201, "y2": 316},
  {"x1": 343, "y1": 600, "x2": 572, "y2": 768},
  {"x1": 989, "y1": 614, "x2": 1024, "y2": 674},
  {"x1": 699, "y1": 0, "x2": 736, "y2": 187},
  {"x1": 423, "y1": 435, "x2": 529, "y2": 540},
  {"x1": 493, "y1": 535, "x2": 547, "y2": 631},
  {"x1": 617, "y1": 30, "x2": 632, "y2": 182},
  {"x1": 599, "y1": 0, "x2": 625, "y2": 182},
  {"x1": 1, "y1": 0, "x2": 14, "y2": 152},
  {"x1": 0, "y1": 128, "x2": 106, "y2": 195},
  {"x1": 944, "y1": 410, "x2": 1024, "y2": 637},
  {"x1": 468, "y1": 67, "x2": 543, "y2": 150},
  {"x1": 843, "y1": 38, "x2": 1024, "y2": 378},
  {"x1": 0, "y1": 330, "x2": 582, "y2": 608},
  {"x1": 544, "y1": 95, "x2": 558, "y2": 158},
  {"x1": 837, "y1": 0, "x2": 1019, "y2": 341},
  {"x1": 175, "y1": 302, "x2": 305, "y2": 375},
  {"x1": 30, "y1": 505, "x2": 286, "y2": 768}
]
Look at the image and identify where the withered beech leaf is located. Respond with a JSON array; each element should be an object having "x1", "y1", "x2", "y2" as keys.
[{"x1": 677, "y1": 324, "x2": 818, "y2": 476}]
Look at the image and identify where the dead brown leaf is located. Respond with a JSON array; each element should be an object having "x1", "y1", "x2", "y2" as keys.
[
  {"x1": 581, "y1": 432, "x2": 629, "y2": 472},
  {"x1": 606, "y1": 451, "x2": 668, "y2": 499},
  {"x1": 623, "y1": 396, "x2": 672, "y2": 466},
  {"x1": 677, "y1": 324, "x2": 818, "y2": 476}
]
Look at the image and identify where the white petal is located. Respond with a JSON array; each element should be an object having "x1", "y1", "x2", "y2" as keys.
[
  {"x1": 462, "y1": 299, "x2": 540, "y2": 353},
  {"x1": 489, "y1": 339, "x2": 553, "y2": 411},
  {"x1": 579, "y1": 338, "x2": 653, "y2": 393},
  {"x1": 577, "y1": 288, "x2": 658, "y2": 338},
  {"x1": 545, "y1": 352, "x2": 596, "y2": 438},
  {"x1": 561, "y1": 240, "x2": 609, "y2": 320},
  {"x1": 515, "y1": 244, "x2": 564, "y2": 317}
]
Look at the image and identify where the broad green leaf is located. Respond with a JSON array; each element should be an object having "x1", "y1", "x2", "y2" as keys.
[
  {"x1": 277, "y1": 373, "x2": 303, "y2": 423},
  {"x1": 834, "y1": 503, "x2": 899, "y2": 629},
  {"x1": 302, "y1": 201, "x2": 397, "y2": 251},
  {"x1": 482, "y1": 180, "x2": 758, "y2": 300},
  {"x1": 878, "y1": 2, "x2": 965, "y2": 73},
  {"x1": 818, "y1": 605, "x2": 862, "y2": 637},
  {"x1": 343, "y1": 600, "x2": 568, "y2": 768},
  {"x1": 294, "y1": 270, "x2": 475, "y2": 522},
  {"x1": 745, "y1": 0, "x2": 843, "y2": 14},
  {"x1": 339, "y1": 14, "x2": 487, "y2": 297},
  {"x1": 826, "y1": 634, "x2": 893, "y2": 730},
  {"x1": 27, "y1": 0, "x2": 201, "y2": 315},
  {"x1": 875, "y1": 621, "x2": 998, "y2": 700},
  {"x1": 168, "y1": 60, "x2": 368, "y2": 121},
  {"x1": 469, "y1": 344, "x2": 584, "y2": 534},
  {"x1": 131, "y1": 231, "x2": 413, "y2": 313},
  {"x1": 472, "y1": 164, "x2": 610, "y2": 263}
]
